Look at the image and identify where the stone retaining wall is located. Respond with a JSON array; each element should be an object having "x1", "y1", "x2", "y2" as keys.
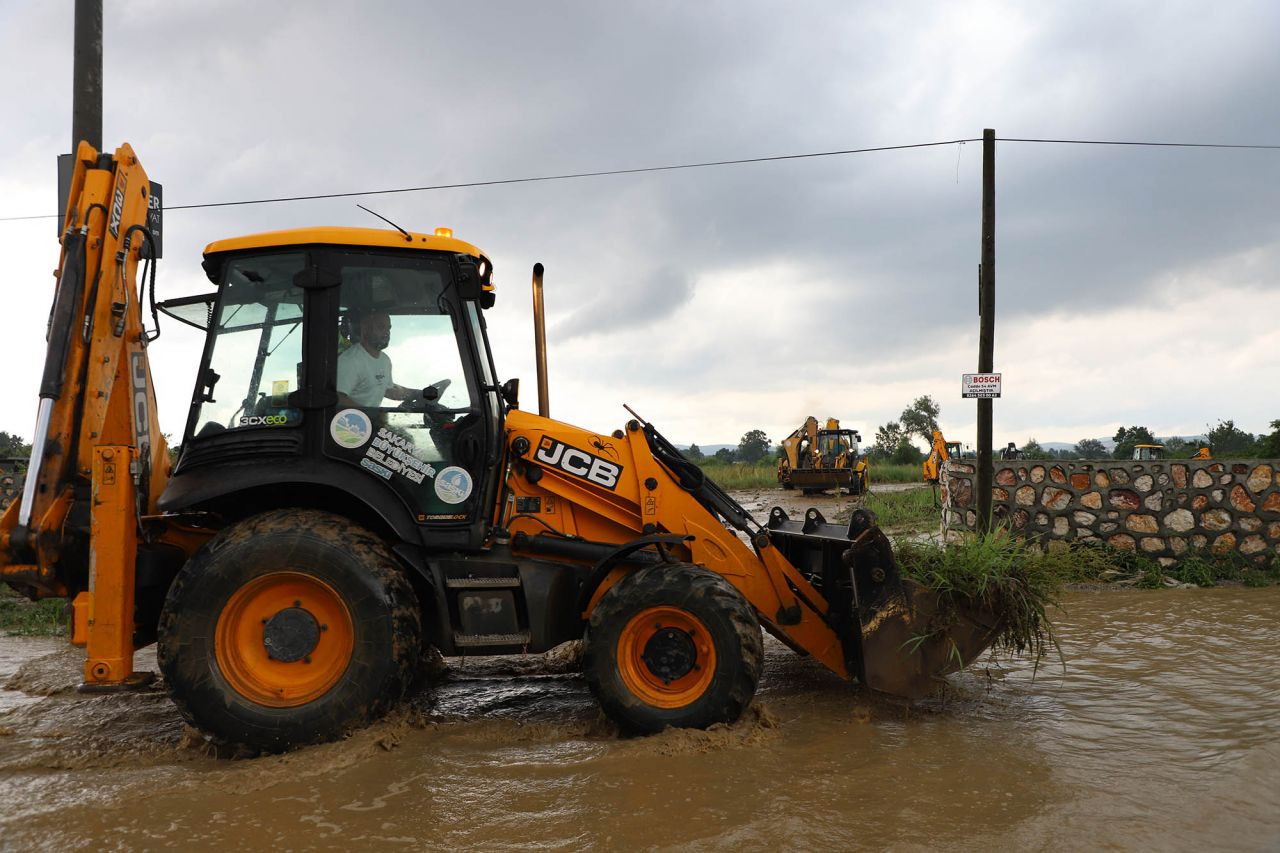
[{"x1": 940, "y1": 459, "x2": 1280, "y2": 565}]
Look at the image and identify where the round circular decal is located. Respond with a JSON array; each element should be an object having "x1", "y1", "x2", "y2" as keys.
[
  {"x1": 330, "y1": 408, "x2": 373, "y2": 449},
  {"x1": 434, "y1": 466, "x2": 474, "y2": 505}
]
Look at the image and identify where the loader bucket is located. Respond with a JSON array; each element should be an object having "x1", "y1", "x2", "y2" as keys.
[{"x1": 765, "y1": 507, "x2": 1001, "y2": 699}]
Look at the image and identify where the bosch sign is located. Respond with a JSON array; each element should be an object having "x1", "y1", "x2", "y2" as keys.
[{"x1": 962, "y1": 373, "x2": 1002, "y2": 398}]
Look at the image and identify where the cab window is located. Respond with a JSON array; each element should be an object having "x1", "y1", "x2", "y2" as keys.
[{"x1": 193, "y1": 253, "x2": 305, "y2": 436}]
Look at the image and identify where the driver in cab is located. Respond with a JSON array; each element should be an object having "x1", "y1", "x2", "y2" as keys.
[{"x1": 337, "y1": 310, "x2": 420, "y2": 408}]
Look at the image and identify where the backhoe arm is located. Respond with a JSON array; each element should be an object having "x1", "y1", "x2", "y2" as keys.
[{"x1": 0, "y1": 142, "x2": 168, "y2": 686}]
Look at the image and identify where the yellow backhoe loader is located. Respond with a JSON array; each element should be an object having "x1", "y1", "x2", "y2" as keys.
[
  {"x1": 777, "y1": 417, "x2": 869, "y2": 495},
  {"x1": 922, "y1": 430, "x2": 962, "y2": 483},
  {"x1": 0, "y1": 144, "x2": 1001, "y2": 750}
]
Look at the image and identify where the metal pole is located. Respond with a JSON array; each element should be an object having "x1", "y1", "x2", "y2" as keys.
[
  {"x1": 72, "y1": 0, "x2": 103, "y2": 152},
  {"x1": 977, "y1": 129, "x2": 996, "y2": 533},
  {"x1": 531, "y1": 263, "x2": 550, "y2": 417}
]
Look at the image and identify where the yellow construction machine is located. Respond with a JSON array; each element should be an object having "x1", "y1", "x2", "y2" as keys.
[
  {"x1": 0, "y1": 144, "x2": 1002, "y2": 750},
  {"x1": 922, "y1": 430, "x2": 962, "y2": 483},
  {"x1": 777, "y1": 416, "x2": 869, "y2": 495}
]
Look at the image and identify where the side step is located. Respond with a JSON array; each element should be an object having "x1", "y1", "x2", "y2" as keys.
[{"x1": 452, "y1": 631, "x2": 532, "y2": 649}]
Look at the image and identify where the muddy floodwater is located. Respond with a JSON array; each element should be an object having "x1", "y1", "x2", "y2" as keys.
[{"x1": 2, "y1": 588, "x2": 1278, "y2": 850}]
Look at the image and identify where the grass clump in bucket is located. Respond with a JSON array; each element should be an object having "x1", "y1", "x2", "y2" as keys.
[{"x1": 895, "y1": 530, "x2": 1064, "y2": 666}]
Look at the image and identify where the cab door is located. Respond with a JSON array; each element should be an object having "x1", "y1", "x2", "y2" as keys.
[{"x1": 319, "y1": 249, "x2": 496, "y2": 545}]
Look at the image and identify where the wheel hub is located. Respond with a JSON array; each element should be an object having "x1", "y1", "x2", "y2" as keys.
[
  {"x1": 641, "y1": 627, "x2": 697, "y2": 683},
  {"x1": 262, "y1": 606, "x2": 320, "y2": 663}
]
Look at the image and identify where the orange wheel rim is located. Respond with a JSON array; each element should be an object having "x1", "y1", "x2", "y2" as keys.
[
  {"x1": 617, "y1": 605, "x2": 716, "y2": 708},
  {"x1": 214, "y1": 572, "x2": 354, "y2": 708}
]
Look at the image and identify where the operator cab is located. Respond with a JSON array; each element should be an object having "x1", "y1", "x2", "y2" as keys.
[
  {"x1": 816, "y1": 428, "x2": 861, "y2": 465},
  {"x1": 1132, "y1": 443, "x2": 1165, "y2": 461},
  {"x1": 158, "y1": 227, "x2": 503, "y2": 549}
]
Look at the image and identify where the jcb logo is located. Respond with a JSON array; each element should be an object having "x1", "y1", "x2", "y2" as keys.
[
  {"x1": 534, "y1": 437, "x2": 622, "y2": 490},
  {"x1": 131, "y1": 352, "x2": 150, "y2": 453}
]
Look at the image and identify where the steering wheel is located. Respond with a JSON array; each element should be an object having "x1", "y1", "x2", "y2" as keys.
[{"x1": 397, "y1": 379, "x2": 470, "y2": 425}]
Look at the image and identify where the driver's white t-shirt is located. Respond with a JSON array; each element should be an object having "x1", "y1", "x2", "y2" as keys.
[{"x1": 337, "y1": 344, "x2": 393, "y2": 407}]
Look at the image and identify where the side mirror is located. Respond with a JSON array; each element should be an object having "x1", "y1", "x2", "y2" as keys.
[{"x1": 500, "y1": 378, "x2": 520, "y2": 409}]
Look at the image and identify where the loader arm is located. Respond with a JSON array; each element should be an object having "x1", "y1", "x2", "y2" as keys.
[
  {"x1": 0, "y1": 142, "x2": 181, "y2": 686},
  {"x1": 502, "y1": 410, "x2": 999, "y2": 696}
]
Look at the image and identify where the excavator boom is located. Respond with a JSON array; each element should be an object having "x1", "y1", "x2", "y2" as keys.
[{"x1": 1, "y1": 142, "x2": 174, "y2": 686}]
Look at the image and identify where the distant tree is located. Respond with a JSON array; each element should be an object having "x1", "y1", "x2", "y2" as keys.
[
  {"x1": 1205, "y1": 419, "x2": 1258, "y2": 457},
  {"x1": 1074, "y1": 438, "x2": 1107, "y2": 458},
  {"x1": 899, "y1": 396, "x2": 941, "y2": 446},
  {"x1": 0, "y1": 432, "x2": 28, "y2": 458},
  {"x1": 713, "y1": 447, "x2": 736, "y2": 463},
  {"x1": 871, "y1": 421, "x2": 907, "y2": 460},
  {"x1": 1020, "y1": 438, "x2": 1048, "y2": 459},
  {"x1": 1160, "y1": 436, "x2": 1196, "y2": 458},
  {"x1": 685, "y1": 443, "x2": 703, "y2": 460},
  {"x1": 737, "y1": 429, "x2": 771, "y2": 463},
  {"x1": 890, "y1": 440, "x2": 924, "y2": 466},
  {"x1": 1112, "y1": 425, "x2": 1157, "y2": 459},
  {"x1": 1257, "y1": 420, "x2": 1280, "y2": 458}
]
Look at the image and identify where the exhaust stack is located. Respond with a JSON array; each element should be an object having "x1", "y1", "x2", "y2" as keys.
[{"x1": 531, "y1": 263, "x2": 549, "y2": 417}]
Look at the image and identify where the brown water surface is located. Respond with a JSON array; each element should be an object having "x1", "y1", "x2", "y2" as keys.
[{"x1": 1, "y1": 588, "x2": 1277, "y2": 850}]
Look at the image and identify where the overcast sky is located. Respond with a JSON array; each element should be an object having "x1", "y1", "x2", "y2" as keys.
[{"x1": 1, "y1": 1, "x2": 1277, "y2": 452}]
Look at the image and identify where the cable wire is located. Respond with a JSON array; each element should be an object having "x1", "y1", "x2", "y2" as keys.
[{"x1": 3, "y1": 135, "x2": 1278, "y2": 222}]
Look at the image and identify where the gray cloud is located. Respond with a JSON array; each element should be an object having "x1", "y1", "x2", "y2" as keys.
[{"x1": 2, "y1": 1, "x2": 1278, "y2": 443}]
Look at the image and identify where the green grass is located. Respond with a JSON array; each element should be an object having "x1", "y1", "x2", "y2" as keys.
[
  {"x1": 866, "y1": 462, "x2": 924, "y2": 485},
  {"x1": 859, "y1": 487, "x2": 939, "y2": 532},
  {"x1": 1044, "y1": 541, "x2": 1280, "y2": 589},
  {"x1": 0, "y1": 584, "x2": 68, "y2": 636},
  {"x1": 896, "y1": 530, "x2": 1062, "y2": 664},
  {"x1": 693, "y1": 461, "x2": 779, "y2": 489}
]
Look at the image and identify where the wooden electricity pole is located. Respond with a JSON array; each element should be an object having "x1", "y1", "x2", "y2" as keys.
[
  {"x1": 976, "y1": 129, "x2": 996, "y2": 533},
  {"x1": 60, "y1": 0, "x2": 103, "y2": 228},
  {"x1": 72, "y1": 0, "x2": 103, "y2": 152}
]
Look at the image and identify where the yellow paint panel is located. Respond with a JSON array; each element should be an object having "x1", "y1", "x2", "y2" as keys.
[{"x1": 204, "y1": 226, "x2": 485, "y2": 258}]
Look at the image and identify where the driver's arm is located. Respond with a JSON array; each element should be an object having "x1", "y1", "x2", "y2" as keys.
[{"x1": 385, "y1": 384, "x2": 419, "y2": 402}]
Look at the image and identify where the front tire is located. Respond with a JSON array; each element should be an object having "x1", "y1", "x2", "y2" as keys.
[
  {"x1": 157, "y1": 509, "x2": 421, "y2": 751},
  {"x1": 583, "y1": 564, "x2": 762, "y2": 733}
]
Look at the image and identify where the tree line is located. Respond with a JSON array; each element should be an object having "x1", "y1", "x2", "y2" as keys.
[{"x1": 685, "y1": 404, "x2": 1280, "y2": 467}]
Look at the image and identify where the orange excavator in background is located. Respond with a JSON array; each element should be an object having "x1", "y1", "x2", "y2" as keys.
[
  {"x1": 0, "y1": 143, "x2": 1003, "y2": 750},
  {"x1": 922, "y1": 430, "x2": 963, "y2": 484}
]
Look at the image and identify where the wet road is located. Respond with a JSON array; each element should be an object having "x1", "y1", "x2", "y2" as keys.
[{"x1": 1, "y1": 587, "x2": 1277, "y2": 850}]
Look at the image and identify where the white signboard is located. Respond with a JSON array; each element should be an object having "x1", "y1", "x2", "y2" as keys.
[{"x1": 962, "y1": 373, "x2": 1002, "y2": 398}]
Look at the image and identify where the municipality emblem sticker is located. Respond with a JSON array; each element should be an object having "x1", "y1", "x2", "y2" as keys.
[
  {"x1": 330, "y1": 408, "x2": 373, "y2": 448},
  {"x1": 434, "y1": 466, "x2": 474, "y2": 504}
]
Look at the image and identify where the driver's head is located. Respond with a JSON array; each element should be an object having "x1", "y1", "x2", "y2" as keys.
[{"x1": 359, "y1": 311, "x2": 392, "y2": 352}]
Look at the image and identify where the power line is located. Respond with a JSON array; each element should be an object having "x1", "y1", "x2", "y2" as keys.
[
  {"x1": 998, "y1": 137, "x2": 1280, "y2": 150},
  {"x1": 0, "y1": 139, "x2": 979, "y2": 222},
  {"x1": 2, "y1": 135, "x2": 1277, "y2": 222}
]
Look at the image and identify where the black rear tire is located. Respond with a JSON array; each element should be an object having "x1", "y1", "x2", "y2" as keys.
[
  {"x1": 157, "y1": 509, "x2": 421, "y2": 752},
  {"x1": 583, "y1": 563, "x2": 762, "y2": 734}
]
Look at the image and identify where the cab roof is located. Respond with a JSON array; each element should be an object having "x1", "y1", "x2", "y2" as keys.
[{"x1": 203, "y1": 226, "x2": 485, "y2": 259}]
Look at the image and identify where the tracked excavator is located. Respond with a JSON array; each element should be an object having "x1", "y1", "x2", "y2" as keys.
[
  {"x1": 0, "y1": 144, "x2": 1002, "y2": 750},
  {"x1": 777, "y1": 416, "x2": 869, "y2": 495}
]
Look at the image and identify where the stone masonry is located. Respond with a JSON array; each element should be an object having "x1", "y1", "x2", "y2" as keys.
[{"x1": 940, "y1": 459, "x2": 1280, "y2": 566}]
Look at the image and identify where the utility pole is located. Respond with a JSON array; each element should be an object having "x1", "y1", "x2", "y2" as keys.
[
  {"x1": 60, "y1": 0, "x2": 103, "y2": 229},
  {"x1": 976, "y1": 129, "x2": 996, "y2": 533},
  {"x1": 72, "y1": 0, "x2": 103, "y2": 151}
]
